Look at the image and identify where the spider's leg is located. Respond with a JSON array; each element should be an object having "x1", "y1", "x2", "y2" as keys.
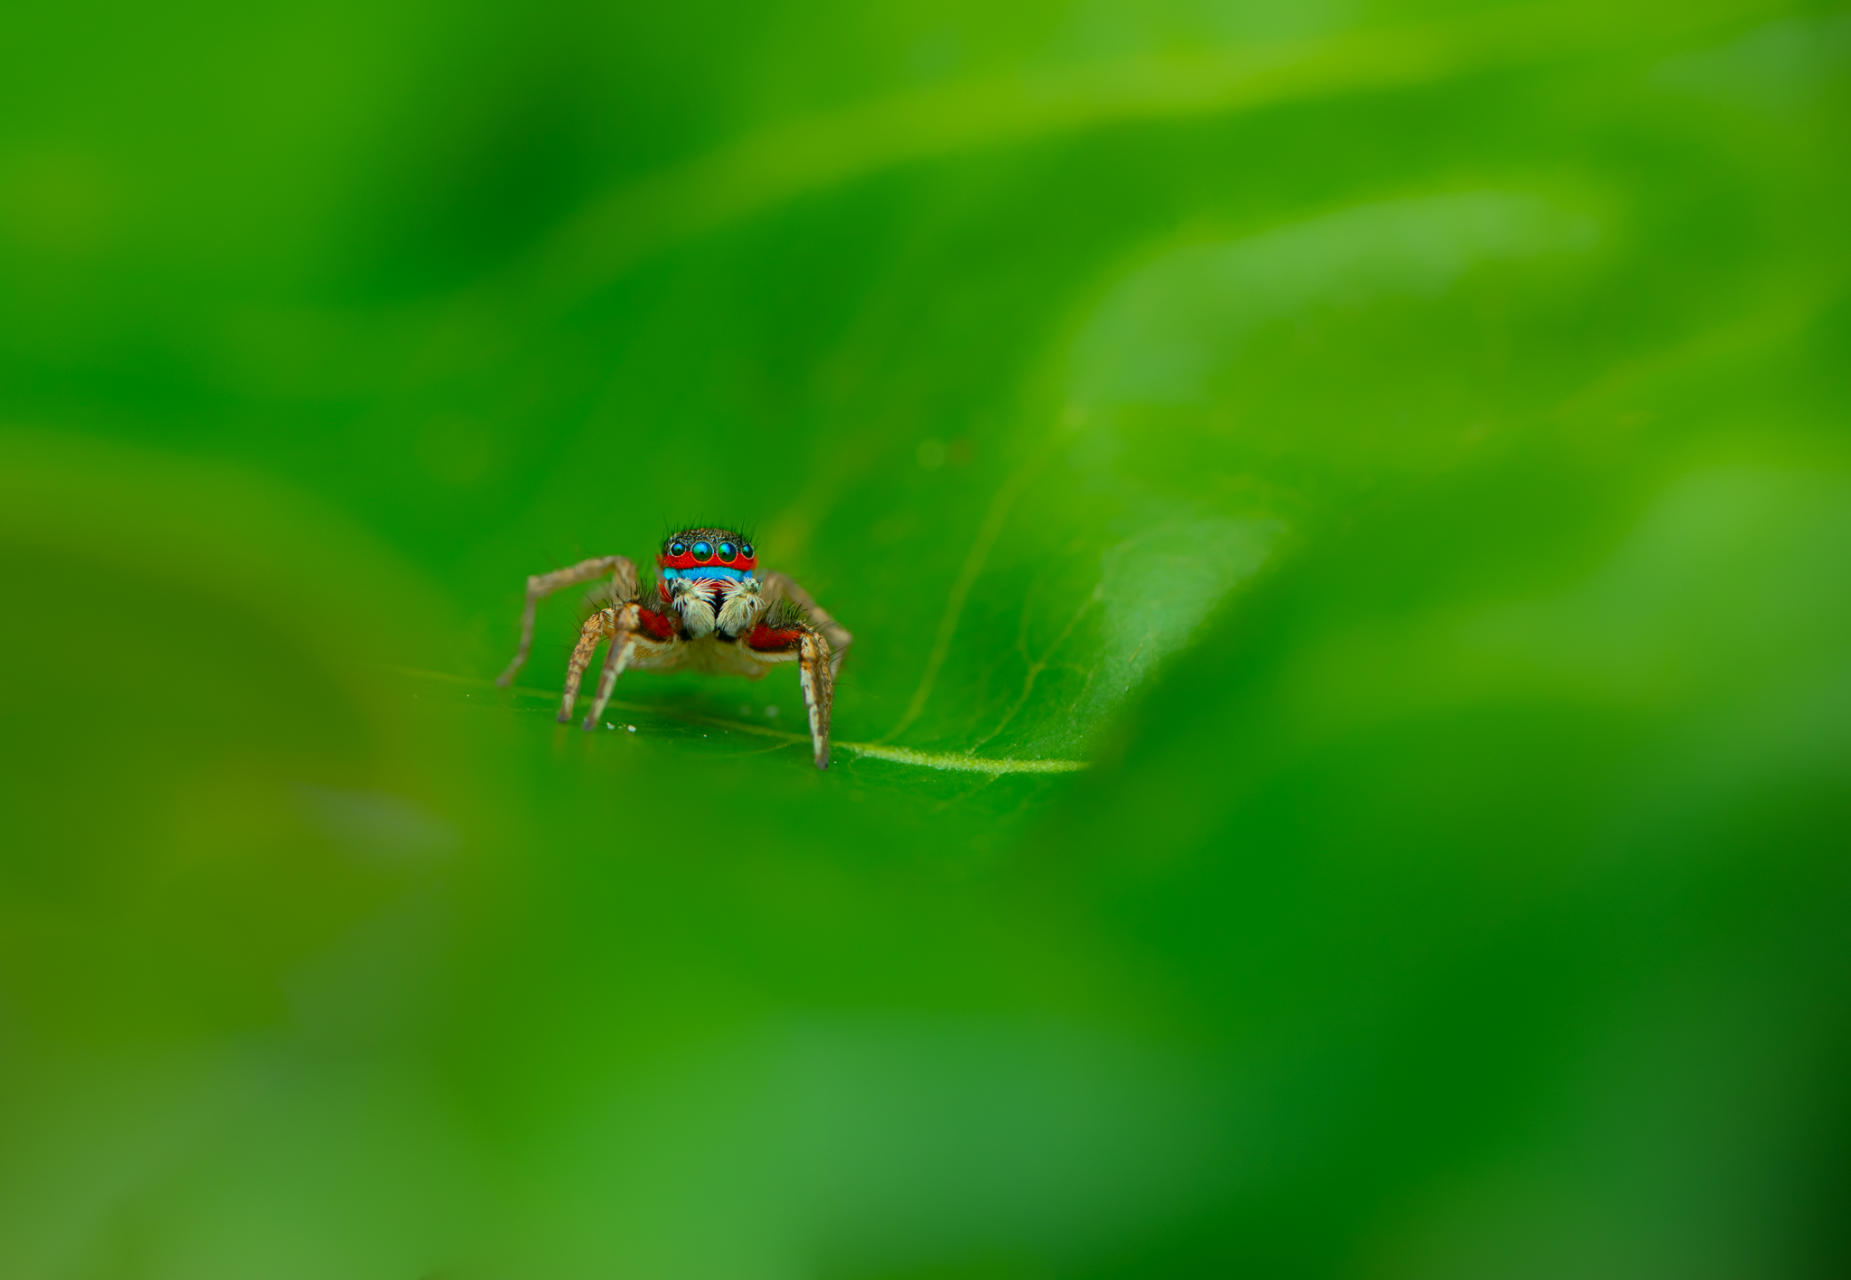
[
  {"x1": 498, "y1": 554, "x2": 638, "y2": 686},
  {"x1": 759, "y1": 571, "x2": 853, "y2": 676},
  {"x1": 557, "y1": 609, "x2": 613, "y2": 723},
  {"x1": 797, "y1": 627, "x2": 835, "y2": 769},
  {"x1": 746, "y1": 619, "x2": 835, "y2": 769},
  {"x1": 582, "y1": 602, "x2": 649, "y2": 731}
]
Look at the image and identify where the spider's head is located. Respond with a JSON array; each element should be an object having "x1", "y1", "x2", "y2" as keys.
[
  {"x1": 658, "y1": 527, "x2": 761, "y2": 638},
  {"x1": 658, "y1": 527, "x2": 756, "y2": 582}
]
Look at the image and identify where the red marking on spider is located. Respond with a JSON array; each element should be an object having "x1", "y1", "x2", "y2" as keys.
[
  {"x1": 747, "y1": 625, "x2": 803, "y2": 651},
  {"x1": 658, "y1": 550, "x2": 757, "y2": 571},
  {"x1": 638, "y1": 608, "x2": 677, "y2": 641}
]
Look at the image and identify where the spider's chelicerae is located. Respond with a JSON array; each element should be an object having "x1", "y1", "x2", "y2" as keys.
[{"x1": 496, "y1": 528, "x2": 852, "y2": 769}]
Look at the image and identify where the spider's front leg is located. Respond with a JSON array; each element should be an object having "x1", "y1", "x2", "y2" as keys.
[
  {"x1": 559, "y1": 601, "x2": 674, "y2": 730},
  {"x1": 745, "y1": 604, "x2": 837, "y2": 769}
]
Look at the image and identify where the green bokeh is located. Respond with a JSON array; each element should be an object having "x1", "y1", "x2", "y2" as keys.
[{"x1": 3, "y1": 1, "x2": 1848, "y2": 1276}]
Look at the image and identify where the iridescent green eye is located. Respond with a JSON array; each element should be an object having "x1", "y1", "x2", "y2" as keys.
[
  {"x1": 741, "y1": 543, "x2": 754, "y2": 559},
  {"x1": 669, "y1": 541, "x2": 686, "y2": 557},
  {"x1": 692, "y1": 541, "x2": 712, "y2": 561},
  {"x1": 719, "y1": 541, "x2": 737, "y2": 561}
]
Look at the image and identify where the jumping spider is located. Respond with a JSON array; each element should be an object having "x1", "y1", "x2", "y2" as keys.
[{"x1": 496, "y1": 528, "x2": 852, "y2": 769}]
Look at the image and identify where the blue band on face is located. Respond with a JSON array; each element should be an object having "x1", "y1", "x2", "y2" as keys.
[{"x1": 662, "y1": 566, "x2": 752, "y2": 582}]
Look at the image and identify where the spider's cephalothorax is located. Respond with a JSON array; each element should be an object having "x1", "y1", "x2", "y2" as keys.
[
  {"x1": 495, "y1": 528, "x2": 852, "y2": 769},
  {"x1": 657, "y1": 527, "x2": 763, "y2": 640}
]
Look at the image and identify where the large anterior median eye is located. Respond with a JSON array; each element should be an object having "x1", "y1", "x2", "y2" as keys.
[
  {"x1": 718, "y1": 541, "x2": 737, "y2": 561},
  {"x1": 669, "y1": 541, "x2": 686, "y2": 557},
  {"x1": 692, "y1": 541, "x2": 712, "y2": 561}
]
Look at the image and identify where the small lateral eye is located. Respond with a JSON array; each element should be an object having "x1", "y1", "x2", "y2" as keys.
[
  {"x1": 692, "y1": 541, "x2": 712, "y2": 561},
  {"x1": 718, "y1": 541, "x2": 737, "y2": 561},
  {"x1": 669, "y1": 541, "x2": 686, "y2": 557},
  {"x1": 741, "y1": 543, "x2": 754, "y2": 559}
]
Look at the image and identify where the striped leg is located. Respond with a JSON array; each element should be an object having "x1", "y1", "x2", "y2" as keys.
[
  {"x1": 746, "y1": 619, "x2": 835, "y2": 769},
  {"x1": 581, "y1": 602, "x2": 647, "y2": 731},
  {"x1": 497, "y1": 555, "x2": 637, "y2": 686},
  {"x1": 556, "y1": 610, "x2": 612, "y2": 723},
  {"x1": 796, "y1": 626, "x2": 835, "y2": 770}
]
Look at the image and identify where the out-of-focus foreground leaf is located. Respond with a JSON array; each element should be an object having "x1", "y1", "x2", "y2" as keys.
[{"x1": 1, "y1": 0, "x2": 1848, "y2": 1276}]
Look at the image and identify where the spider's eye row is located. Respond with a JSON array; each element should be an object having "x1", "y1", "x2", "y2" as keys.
[
  {"x1": 692, "y1": 541, "x2": 712, "y2": 561},
  {"x1": 668, "y1": 541, "x2": 686, "y2": 557},
  {"x1": 718, "y1": 541, "x2": 737, "y2": 561},
  {"x1": 741, "y1": 543, "x2": 754, "y2": 559}
]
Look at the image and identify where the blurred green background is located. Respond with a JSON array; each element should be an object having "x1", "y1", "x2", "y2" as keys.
[{"x1": 3, "y1": 0, "x2": 1849, "y2": 1275}]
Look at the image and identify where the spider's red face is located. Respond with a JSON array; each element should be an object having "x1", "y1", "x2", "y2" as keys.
[{"x1": 658, "y1": 527, "x2": 757, "y2": 582}]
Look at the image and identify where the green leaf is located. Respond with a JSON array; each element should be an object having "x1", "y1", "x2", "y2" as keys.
[{"x1": 3, "y1": 1, "x2": 1850, "y2": 1276}]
